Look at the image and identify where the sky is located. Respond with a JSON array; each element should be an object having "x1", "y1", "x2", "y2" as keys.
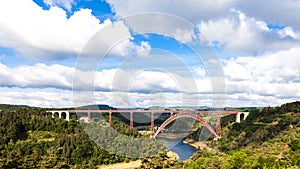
[{"x1": 0, "y1": 0, "x2": 300, "y2": 108}]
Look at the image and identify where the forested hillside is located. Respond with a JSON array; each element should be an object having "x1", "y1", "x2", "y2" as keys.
[
  {"x1": 140, "y1": 101, "x2": 300, "y2": 168},
  {"x1": 1, "y1": 102, "x2": 300, "y2": 168},
  {"x1": 185, "y1": 102, "x2": 300, "y2": 168},
  {"x1": 0, "y1": 107, "x2": 166, "y2": 168}
]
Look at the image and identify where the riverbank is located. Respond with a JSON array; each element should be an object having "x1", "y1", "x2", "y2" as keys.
[
  {"x1": 167, "y1": 150, "x2": 179, "y2": 160},
  {"x1": 183, "y1": 138, "x2": 211, "y2": 151}
]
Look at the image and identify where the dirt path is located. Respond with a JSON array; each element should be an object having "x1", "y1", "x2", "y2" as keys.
[{"x1": 98, "y1": 160, "x2": 141, "y2": 169}]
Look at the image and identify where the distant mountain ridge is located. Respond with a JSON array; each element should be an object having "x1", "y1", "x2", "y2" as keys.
[
  {"x1": 0, "y1": 104, "x2": 30, "y2": 110},
  {"x1": 77, "y1": 104, "x2": 116, "y2": 110}
]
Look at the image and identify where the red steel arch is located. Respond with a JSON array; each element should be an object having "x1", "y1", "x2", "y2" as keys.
[{"x1": 153, "y1": 113, "x2": 220, "y2": 138}]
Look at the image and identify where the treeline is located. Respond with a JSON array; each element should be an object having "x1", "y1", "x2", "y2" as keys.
[
  {"x1": 0, "y1": 104, "x2": 30, "y2": 110},
  {"x1": 0, "y1": 108, "x2": 166, "y2": 168}
]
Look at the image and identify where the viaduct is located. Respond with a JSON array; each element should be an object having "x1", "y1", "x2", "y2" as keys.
[{"x1": 46, "y1": 109, "x2": 249, "y2": 139}]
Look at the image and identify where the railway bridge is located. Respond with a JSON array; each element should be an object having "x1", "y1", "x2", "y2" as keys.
[{"x1": 46, "y1": 109, "x2": 249, "y2": 139}]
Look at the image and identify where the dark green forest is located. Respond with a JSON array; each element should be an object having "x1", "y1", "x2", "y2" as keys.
[{"x1": 0, "y1": 106, "x2": 166, "y2": 168}]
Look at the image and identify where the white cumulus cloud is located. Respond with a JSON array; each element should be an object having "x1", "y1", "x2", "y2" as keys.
[
  {"x1": 223, "y1": 47, "x2": 300, "y2": 104},
  {"x1": 0, "y1": 0, "x2": 150, "y2": 60},
  {"x1": 198, "y1": 10, "x2": 300, "y2": 54},
  {"x1": 106, "y1": 0, "x2": 237, "y2": 23},
  {"x1": 1, "y1": 47, "x2": 300, "y2": 108}
]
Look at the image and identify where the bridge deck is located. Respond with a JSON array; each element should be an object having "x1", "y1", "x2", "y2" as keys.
[{"x1": 68, "y1": 109, "x2": 239, "y2": 114}]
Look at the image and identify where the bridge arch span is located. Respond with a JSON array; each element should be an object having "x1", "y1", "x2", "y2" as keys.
[
  {"x1": 54, "y1": 112, "x2": 59, "y2": 118},
  {"x1": 153, "y1": 113, "x2": 220, "y2": 138},
  {"x1": 61, "y1": 112, "x2": 67, "y2": 119}
]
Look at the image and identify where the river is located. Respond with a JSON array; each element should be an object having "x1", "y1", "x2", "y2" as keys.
[{"x1": 157, "y1": 137, "x2": 197, "y2": 160}]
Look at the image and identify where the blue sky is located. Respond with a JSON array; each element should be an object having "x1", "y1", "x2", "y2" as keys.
[
  {"x1": 33, "y1": 0, "x2": 114, "y2": 19},
  {"x1": 0, "y1": 0, "x2": 300, "y2": 108}
]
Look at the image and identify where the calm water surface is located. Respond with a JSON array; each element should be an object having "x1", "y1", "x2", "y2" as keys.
[{"x1": 158, "y1": 138, "x2": 197, "y2": 160}]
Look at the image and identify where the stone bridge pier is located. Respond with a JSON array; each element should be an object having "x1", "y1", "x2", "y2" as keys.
[
  {"x1": 47, "y1": 110, "x2": 70, "y2": 121},
  {"x1": 236, "y1": 112, "x2": 249, "y2": 123}
]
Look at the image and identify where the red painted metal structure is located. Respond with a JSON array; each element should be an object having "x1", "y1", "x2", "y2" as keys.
[
  {"x1": 67, "y1": 109, "x2": 239, "y2": 138},
  {"x1": 153, "y1": 112, "x2": 218, "y2": 138}
]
